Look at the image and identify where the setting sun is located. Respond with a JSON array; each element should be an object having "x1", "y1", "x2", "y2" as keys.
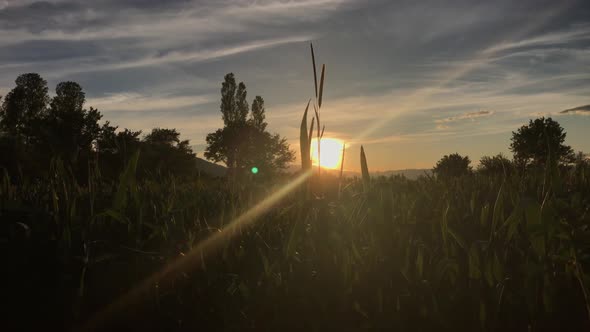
[{"x1": 310, "y1": 138, "x2": 344, "y2": 169}]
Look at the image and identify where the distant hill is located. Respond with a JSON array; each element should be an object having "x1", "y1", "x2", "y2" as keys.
[
  {"x1": 195, "y1": 157, "x2": 227, "y2": 177},
  {"x1": 560, "y1": 104, "x2": 590, "y2": 115},
  {"x1": 286, "y1": 165, "x2": 431, "y2": 180}
]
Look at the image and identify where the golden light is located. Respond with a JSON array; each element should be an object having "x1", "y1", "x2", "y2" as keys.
[
  {"x1": 310, "y1": 138, "x2": 344, "y2": 169},
  {"x1": 83, "y1": 170, "x2": 313, "y2": 331}
]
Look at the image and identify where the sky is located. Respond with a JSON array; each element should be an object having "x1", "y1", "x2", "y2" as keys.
[{"x1": 1, "y1": 0, "x2": 589, "y2": 171}]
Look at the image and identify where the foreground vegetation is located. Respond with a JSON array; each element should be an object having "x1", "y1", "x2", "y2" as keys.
[{"x1": 2, "y1": 157, "x2": 590, "y2": 331}]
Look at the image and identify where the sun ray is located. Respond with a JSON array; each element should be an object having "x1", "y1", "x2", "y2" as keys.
[{"x1": 82, "y1": 170, "x2": 312, "y2": 331}]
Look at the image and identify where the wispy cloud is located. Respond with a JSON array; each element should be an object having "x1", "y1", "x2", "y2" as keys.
[
  {"x1": 485, "y1": 23, "x2": 590, "y2": 55},
  {"x1": 435, "y1": 110, "x2": 495, "y2": 124},
  {"x1": 87, "y1": 93, "x2": 214, "y2": 112},
  {"x1": 1, "y1": 0, "x2": 589, "y2": 170}
]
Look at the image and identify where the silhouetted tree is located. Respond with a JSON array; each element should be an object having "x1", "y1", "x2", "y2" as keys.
[
  {"x1": 205, "y1": 74, "x2": 294, "y2": 177},
  {"x1": 220, "y1": 73, "x2": 238, "y2": 126},
  {"x1": 249, "y1": 96, "x2": 267, "y2": 131},
  {"x1": 44, "y1": 81, "x2": 102, "y2": 163},
  {"x1": 96, "y1": 122, "x2": 143, "y2": 179},
  {"x1": 141, "y1": 128, "x2": 196, "y2": 177},
  {"x1": 433, "y1": 153, "x2": 471, "y2": 178},
  {"x1": 0, "y1": 73, "x2": 50, "y2": 176},
  {"x1": 477, "y1": 153, "x2": 513, "y2": 176},
  {"x1": 236, "y1": 82, "x2": 249, "y2": 124},
  {"x1": 510, "y1": 117, "x2": 574, "y2": 168},
  {"x1": 0, "y1": 73, "x2": 49, "y2": 142}
]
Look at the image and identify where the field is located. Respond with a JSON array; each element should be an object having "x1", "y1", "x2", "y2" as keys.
[{"x1": 2, "y1": 152, "x2": 590, "y2": 331}]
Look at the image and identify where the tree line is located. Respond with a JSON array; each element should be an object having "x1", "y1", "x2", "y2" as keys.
[
  {"x1": 0, "y1": 73, "x2": 294, "y2": 183},
  {"x1": 433, "y1": 117, "x2": 587, "y2": 178}
]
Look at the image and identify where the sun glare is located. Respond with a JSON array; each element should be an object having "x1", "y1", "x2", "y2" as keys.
[{"x1": 311, "y1": 138, "x2": 344, "y2": 169}]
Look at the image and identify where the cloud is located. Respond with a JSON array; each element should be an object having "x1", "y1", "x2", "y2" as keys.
[
  {"x1": 560, "y1": 104, "x2": 590, "y2": 116},
  {"x1": 1, "y1": 0, "x2": 589, "y2": 170},
  {"x1": 485, "y1": 23, "x2": 590, "y2": 55},
  {"x1": 87, "y1": 93, "x2": 214, "y2": 112},
  {"x1": 435, "y1": 110, "x2": 495, "y2": 124}
]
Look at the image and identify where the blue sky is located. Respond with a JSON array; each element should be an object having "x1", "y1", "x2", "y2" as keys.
[{"x1": 1, "y1": 0, "x2": 589, "y2": 170}]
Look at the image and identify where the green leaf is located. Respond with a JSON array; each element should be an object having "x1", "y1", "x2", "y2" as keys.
[
  {"x1": 310, "y1": 43, "x2": 318, "y2": 98},
  {"x1": 318, "y1": 64, "x2": 326, "y2": 108},
  {"x1": 490, "y1": 183, "x2": 504, "y2": 241},
  {"x1": 448, "y1": 226, "x2": 467, "y2": 250},
  {"x1": 300, "y1": 100, "x2": 311, "y2": 170},
  {"x1": 360, "y1": 145, "x2": 370, "y2": 192}
]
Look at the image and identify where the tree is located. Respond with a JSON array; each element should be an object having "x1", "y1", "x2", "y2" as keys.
[
  {"x1": 249, "y1": 96, "x2": 267, "y2": 131},
  {"x1": 433, "y1": 153, "x2": 472, "y2": 178},
  {"x1": 510, "y1": 117, "x2": 574, "y2": 167},
  {"x1": 477, "y1": 153, "x2": 514, "y2": 176},
  {"x1": 141, "y1": 128, "x2": 196, "y2": 177},
  {"x1": 220, "y1": 73, "x2": 238, "y2": 126},
  {"x1": 235, "y1": 82, "x2": 249, "y2": 124},
  {"x1": 205, "y1": 74, "x2": 294, "y2": 176},
  {"x1": 96, "y1": 122, "x2": 143, "y2": 179},
  {"x1": 0, "y1": 73, "x2": 49, "y2": 141},
  {"x1": 0, "y1": 73, "x2": 50, "y2": 176},
  {"x1": 44, "y1": 81, "x2": 102, "y2": 162}
]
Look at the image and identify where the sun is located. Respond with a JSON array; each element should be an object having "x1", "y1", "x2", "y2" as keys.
[{"x1": 310, "y1": 138, "x2": 344, "y2": 169}]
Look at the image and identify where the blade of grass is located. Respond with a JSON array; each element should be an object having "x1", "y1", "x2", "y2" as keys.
[
  {"x1": 308, "y1": 116, "x2": 315, "y2": 149},
  {"x1": 339, "y1": 143, "x2": 346, "y2": 199},
  {"x1": 318, "y1": 64, "x2": 325, "y2": 108},
  {"x1": 300, "y1": 100, "x2": 311, "y2": 170},
  {"x1": 311, "y1": 43, "x2": 318, "y2": 98},
  {"x1": 360, "y1": 145, "x2": 370, "y2": 192}
]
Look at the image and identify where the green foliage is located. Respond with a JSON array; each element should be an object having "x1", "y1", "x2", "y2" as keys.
[
  {"x1": 0, "y1": 73, "x2": 197, "y2": 182},
  {"x1": 360, "y1": 145, "x2": 370, "y2": 192},
  {"x1": 141, "y1": 128, "x2": 197, "y2": 177},
  {"x1": 0, "y1": 73, "x2": 49, "y2": 139},
  {"x1": 44, "y1": 81, "x2": 102, "y2": 162},
  {"x1": 433, "y1": 153, "x2": 472, "y2": 178},
  {"x1": 3, "y1": 161, "x2": 589, "y2": 330},
  {"x1": 300, "y1": 100, "x2": 312, "y2": 171},
  {"x1": 478, "y1": 153, "x2": 514, "y2": 176},
  {"x1": 510, "y1": 117, "x2": 574, "y2": 167}
]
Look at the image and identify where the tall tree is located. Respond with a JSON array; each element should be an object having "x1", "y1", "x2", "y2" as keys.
[
  {"x1": 205, "y1": 74, "x2": 294, "y2": 176},
  {"x1": 220, "y1": 73, "x2": 237, "y2": 126},
  {"x1": 96, "y1": 122, "x2": 143, "y2": 180},
  {"x1": 44, "y1": 81, "x2": 102, "y2": 162},
  {"x1": 510, "y1": 117, "x2": 574, "y2": 167},
  {"x1": 0, "y1": 73, "x2": 50, "y2": 176},
  {"x1": 249, "y1": 96, "x2": 267, "y2": 131},
  {"x1": 0, "y1": 73, "x2": 49, "y2": 140},
  {"x1": 235, "y1": 82, "x2": 249, "y2": 124}
]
